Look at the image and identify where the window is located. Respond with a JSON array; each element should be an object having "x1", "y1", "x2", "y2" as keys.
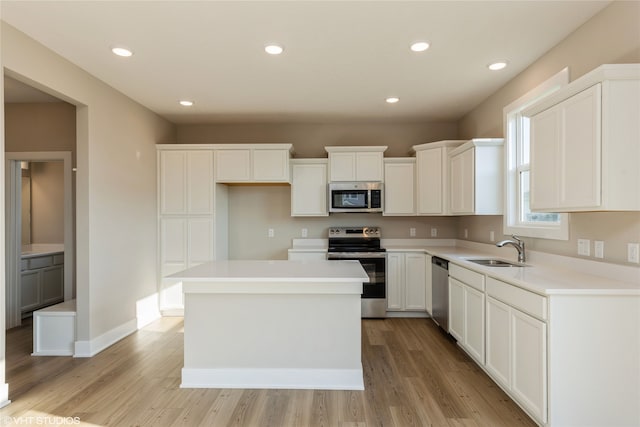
[{"x1": 503, "y1": 68, "x2": 569, "y2": 240}]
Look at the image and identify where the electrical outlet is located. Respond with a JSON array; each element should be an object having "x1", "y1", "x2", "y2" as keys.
[
  {"x1": 489, "y1": 231, "x2": 495, "y2": 242},
  {"x1": 301, "y1": 228, "x2": 308, "y2": 238},
  {"x1": 268, "y1": 228, "x2": 275, "y2": 238},
  {"x1": 577, "y1": 239, "x2": 590, "y2": 256},
  {"x1": 464, "y1": 228, "x2": 468, "y2": 239},
  {"x1": 628, "y1": 243, "x2": 640, "y2": 264},
  {"x1": 409, "y1": 228, "x2": 416, "y2": 237},
  {"x1": 430, "y1": 228, "x2": 437, "y2": 237},
  {"x1": 594, "y1": 241, "x2": 604, "y2": 259}
]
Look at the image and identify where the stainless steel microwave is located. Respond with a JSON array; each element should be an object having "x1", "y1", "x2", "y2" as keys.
[{"x1": 328, "y1": 182, "x2": 384, "y2": 213}]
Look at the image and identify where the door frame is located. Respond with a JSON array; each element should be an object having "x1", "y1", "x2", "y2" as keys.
[{"x1": 5, "y1": 152, "x2": 73, "y2": 328}]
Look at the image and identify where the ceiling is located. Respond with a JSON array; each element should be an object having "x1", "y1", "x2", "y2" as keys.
[{"x1": 2, "y1": 1, "x2": 610, "y2": 124}]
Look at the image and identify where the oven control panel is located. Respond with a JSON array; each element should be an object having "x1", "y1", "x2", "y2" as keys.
[{"x1": 328, "y1": 226, "x2": 381, "y2": 238}]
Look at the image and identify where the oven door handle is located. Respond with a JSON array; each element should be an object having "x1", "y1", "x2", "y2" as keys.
[{"x1": 327, "y1": 252, "x2": 386, "y2": 259}]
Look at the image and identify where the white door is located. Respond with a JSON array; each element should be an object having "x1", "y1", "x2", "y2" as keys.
[
  {"x1": 486, "y1": 296, "x2": 511, "y2": 389},
  {"x1": 450, "y1": 149, "x2": 474, "y2": 214},
  {"x1": 530, "y1": 106, "x2": 560, "y2": 210},
  {"x1": 416, "y1": 148, "x2": 443, "y2": 214},
  {"x1": 356, "y1": 152, "x2": 384, "y2": 181},
  {"x1": 386, "y1": 253, "x2": 404, "y2": 311},
  {"x1": 404, "y1": 253, "x2": 426, "y2": 310},
  {"x1": 329, "y1": 152, "x2": 356, "y2": 182},
  {"x1": 291, "y1": 162, "x2": 328, "y2": 216},
  {"x1": 448, "y1": 277, "x2": 465, "y2": 340},
  {"x1": 159, "y1": 150, "x2": 187, "y2": 215},
  {"x1": 216, "y1": 149, "x2": 251, "y2": 182},
  {"x1": 254, "y1": 149, "x2": 289, "y2": 182},
  {"x1": 464, "y1": 285, "x2": 485, "y2": 364},
  {"x1": 186, "y1": 151, "x2": 213, "y2": 215},
  {"x1": 384, "y1": 162, "x2": 415, "y2": 215}
]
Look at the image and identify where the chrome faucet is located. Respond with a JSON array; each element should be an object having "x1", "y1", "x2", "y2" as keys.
[{"x1": 496, "y1": 235, "x2": 526, "y2": 263}]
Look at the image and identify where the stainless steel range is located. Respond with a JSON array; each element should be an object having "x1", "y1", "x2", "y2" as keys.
[{"x1": 327, "y1": 226, "x2": 386, "y2": 318}]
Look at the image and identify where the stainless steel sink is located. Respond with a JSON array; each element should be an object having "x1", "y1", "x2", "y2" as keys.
[{"x1": 466, "y1": 258, "x2": 527, "y2": 267}]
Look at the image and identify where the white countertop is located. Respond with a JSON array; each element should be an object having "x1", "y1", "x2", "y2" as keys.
[
  {"x1": 289, "y1": 238, "x2": 639, "y2": 296},
  {"x1": 21, "y1": 243, "x2": 64, "y2": 258},
  {"x1": 171, "y1": 260, "x2": 369, "y2": 295}
]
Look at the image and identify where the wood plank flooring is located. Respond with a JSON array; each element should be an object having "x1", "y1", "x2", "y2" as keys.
[{"x1": 1, "y1": 317, "x2": 536, "y2": 426}]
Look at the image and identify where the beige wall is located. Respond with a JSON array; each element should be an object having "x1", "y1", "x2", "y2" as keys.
[
  {"x1": 177, "y1": 122, "x2": 458, "y2": 157},
  {"x1": 179, "y1": 122, "x2": 459, "y2": 259},
  {"x1": 457, "y1": 1, "x2": 640, "y2": 265},
  {"x1": 2, "y1": 22, "x2": 176, "y2": 345},
  {"x1": 29, "y1": 161, "x2": 64, "y2": 243}
]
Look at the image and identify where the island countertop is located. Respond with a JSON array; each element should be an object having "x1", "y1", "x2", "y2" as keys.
[{"x1": 168, "y1": 260, "x2": 370, "y2": 295}]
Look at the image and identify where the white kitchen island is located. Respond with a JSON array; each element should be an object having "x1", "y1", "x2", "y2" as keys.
[{"x1": 168, "y1": 260, "x2": 369, "y2": 390}]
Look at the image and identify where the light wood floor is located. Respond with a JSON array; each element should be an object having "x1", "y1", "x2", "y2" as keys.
[{"x1": 1, "y1": 317, "x2": 536, "y2": 426}]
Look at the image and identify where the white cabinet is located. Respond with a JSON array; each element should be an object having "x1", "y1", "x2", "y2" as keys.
[
  {"x1": 485, "y1": 277, "x2": 547, "y2": 425},
  {"x1": 387, "y1": 252, "x2": 426, "y2": 313},
  {"x1": 525, "y1": 64, "x2": 640, "y2": 211},
  {"x1": 215, "y1": 145, "x2": 292, "y2": 183},
  {"x1": 159, "y1": 150, "x2": 214, "y2": 215},
  {"x1": 157, "y1": 145, "x2": 228, "y2": 314},
  {"x1": 448, "y1": 264, "x2": 485, "y2": 364},
  {"x1": 290, "y1": 159, "x2": 328, "y2": 216},
  {"x1": 413, "y1": 140, "x2": 464, "y2": 215},
  {"x1": 20, "y1": 253, "x2": 64, "y2": 314},
  {"x1": 383, "y1": 158, "x2": 415, "y2": 216},
  {"x1": 325, "y1": 146, "x2": 387, "y2": 182},
  {"x1": 449, "y1": 139, "x2": 503, "y2": 215}
]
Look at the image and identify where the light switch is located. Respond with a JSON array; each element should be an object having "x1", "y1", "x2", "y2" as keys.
[
  {"x1": 410, "y1": 228, "x2": 416, "y2": 237},
  {"x1": 268, "y1": 228, "x2": 275, "y2": 238},
  {"x1": 431, "y1": 228, "x2": 437, "y2": 237},
  {"x1": 301, "y1": 228, "x2": 308, "y2": 238},
  {"x1": 628, "y1": 243, "x2": 640, "y2": 264},
  {"x1": 578, "y1": 239, "x2": 590, "y2": 256},
  {"x1": 594, "y1": 241, "x2": 604, "y2": 259}
]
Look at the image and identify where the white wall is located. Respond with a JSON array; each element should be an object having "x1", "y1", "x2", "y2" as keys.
[{"x1": 1, "y1": 22, "x2": 176, "y2": 353}]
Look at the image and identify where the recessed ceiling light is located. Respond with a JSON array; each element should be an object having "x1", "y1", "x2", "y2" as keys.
[
  {"x1": 488, "y1": 61, "x2": 508, "y2": 71},
  {"x1": 386, "y1": 97, "x2": 400, "y2": 104},
  {"x1": 410, "y1": 41, "x2": 430, "y2": 52},
  {"x1": 179, "y1": 100, "x2": 194, "y2": 107},
  {"x1": 111, "y1": 46, "x2": 133, "y2": 57},
  {"x1": 265, "y1": 44, "x2": 284, "y2": 55}
]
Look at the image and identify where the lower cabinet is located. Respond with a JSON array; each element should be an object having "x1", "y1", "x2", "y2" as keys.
[
  {"x1": 21, "y1": 253, "x2": 64, "y2": 315},
  {"x1": 387, "y1": 252, "x2": 426, "y2": 313},
  {"x1": 448, "y1": 264, "x2": 485, "y2": 365},
  {"x1": 486, "y1": 279, "x2": 547, "y2": 425}
]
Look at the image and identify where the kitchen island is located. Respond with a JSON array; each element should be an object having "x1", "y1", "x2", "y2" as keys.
[{"x1": 168, "y1": 260, "x2": 369, "y2": 390}]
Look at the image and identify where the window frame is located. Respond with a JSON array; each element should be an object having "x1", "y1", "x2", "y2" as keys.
[{"x1": 503, "y1": 68, "x2": 570, "y2": 240}]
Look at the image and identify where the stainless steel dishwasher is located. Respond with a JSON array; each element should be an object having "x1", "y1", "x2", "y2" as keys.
[{"x1": 431, "y1": 256, "x2": 449, "y2": 331}]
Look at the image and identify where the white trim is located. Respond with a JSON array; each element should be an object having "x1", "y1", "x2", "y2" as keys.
[
  {"x1": 180, "y1": 367, "x2": 365, "y2": 390},
  {"x1": 503, "y1": 68, "x2": 570, "y2": 240},
  {"x1": 73, "y1": 318, "x2": 137, "y2": 358}
]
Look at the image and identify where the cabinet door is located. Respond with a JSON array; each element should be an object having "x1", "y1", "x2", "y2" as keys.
[
  {"x1": 530, "y1": 106, "x2": 560, "y2": 210},
  {"x1": 41, "y1": 265, "x2": 64, "y2": 305},
  {"x1": 416, "y1": 148, "x2": 443, "y2": 214},
  {"x1": 448, "y1": 277, "x2": 465, "y2": 340},
  {"x1": 512, "y1": 309, "x2": 547, "y2": 424},
  {"x1": 450, "y1": 149, "x2": 474, "y2": 214},
  {"x1": 424, "y1": 255, "x2": 433, "y2": 315},
  {"x1": 383, "y1": 162, "x2": 415, "y2": 215},
  {"x1": 291, "y1": 162, "x2": 328, "y2": 216},
  {"x1": 186, "y1": 151, "x2": 214, "y2": 215},
  {"x1": 329, "y1": 152, "x2": 356, "y2": 182},
  {"x1": 21, "y1": 270, "x2": 41, "y2": 312},
  {"x1": 464, "y1": 285, "x2": 485, "y2": 364},
  {"x1": 386, "y1": 253, "x2": 404, "y2": 311},
  {"x1": 356, "y1": 152, "x2": 384, "y2": 181},
  {"x1": 404, "y1": 253, "x2": 426, "y2": 310},
  {"x1": 187, "y1": 218, "x2": 214, "y2": 267},
  {"x1": 159, "y1": 150, "x2": 187, "y2": 215},
  {"x1": 486, "y1": 296, "x2": 511, "y2": 389},
  {"x1": 559, "y1": 84, "x2": 601, "y2": 209},
  {"x1": 159, "y1": 218, "x2": 187, "y2": 309},
  {"x1": 253, "y1": 150, "x2": 290, "y2": 182},
  {"x1": 216, "y1": 150, "x2": 251, "y2": 182}
]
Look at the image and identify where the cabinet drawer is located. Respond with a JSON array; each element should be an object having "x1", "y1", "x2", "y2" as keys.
[
  {"x1": 449, "y1": 264, "x2": 484, "y2": 291},
  {"x1": 29, "y1": 256, "x2": 53, "y2": 270},
  {"x1": 486, "y1": 277, "x2": 547, "y2": 321},
  {"x1": 21, "y1": 259, "x2": 29, "y2": 271},
  {"x1": 53, "y1": 254, "x2": 64, "y2": 265}
]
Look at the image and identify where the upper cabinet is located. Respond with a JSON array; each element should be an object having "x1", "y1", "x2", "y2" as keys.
[
  {"x1": 290, "y1": 159, "x2": 329, "y2": 217},
  {"x1": 524, "y1": 64, "x2": 640, "y2": 211},
  {"x1": 413, "y1": 140, "x2": 465, "y2": 216},
  {"x1": 215, "y1": 144, "x2": 293, "y2": 183},
  {"x1": 158, "y1": 149, "x2": 214, "y2": 216},
  {"x1": 449, "y1": 139, "x2": 504, "y2": 215},
  {"x1": 325, "y1": 146, "x2": 387, "y2": 182},
  {"x1": 383, "y1": 158, "x2": 416, "y2": 216}
]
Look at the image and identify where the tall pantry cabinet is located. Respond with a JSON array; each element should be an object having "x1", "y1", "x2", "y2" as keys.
[{"x1": 157, "y1": 145, "x2": 228, "y2": 315}]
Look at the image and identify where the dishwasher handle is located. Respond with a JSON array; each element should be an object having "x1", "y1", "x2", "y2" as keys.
[{"x1": 432, "y1": 256, "x2": 449, "y2": 269}]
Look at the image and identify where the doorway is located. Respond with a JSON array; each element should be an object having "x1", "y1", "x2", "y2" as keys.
[{"x1": 5, "y1": 153, "x2": 74, "y2": 329}]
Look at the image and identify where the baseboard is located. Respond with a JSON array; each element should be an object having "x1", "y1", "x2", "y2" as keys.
[
  {"x1": 73, "y1": 318, "x2": 137, "y2": 358},
  {"x1": 181, "y1": 367, "x2": 364, "y2": 390},
  {"x1": 385, "y1": 311, "x2": 429, "y2": 318},
  {"x1": 161, "y1": 308, "x2": 184, "y2": 317}
]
